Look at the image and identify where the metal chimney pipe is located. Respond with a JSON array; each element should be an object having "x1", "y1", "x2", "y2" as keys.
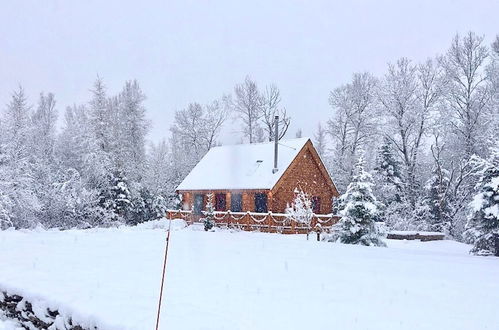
[{"x1": 272, "y1": 115, "x2": 279, "y2": 173}]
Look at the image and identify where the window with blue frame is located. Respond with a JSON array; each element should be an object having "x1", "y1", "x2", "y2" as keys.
[
  {"x1": 254, "y1": 193, "x2": 268, "y2": 213},
  {"x1": 231, "y1": 193, "x2": 242, "y2": 212}
]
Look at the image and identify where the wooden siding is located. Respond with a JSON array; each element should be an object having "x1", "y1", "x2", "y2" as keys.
[{"x1": 271, "y1": 140, "x2": 338, "y2": 214}]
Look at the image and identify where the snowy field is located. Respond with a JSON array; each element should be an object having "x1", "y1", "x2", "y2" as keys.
[
  {"x1": 1, "y1": 221, "x2": 499, "y2": 330},
  {"x1": 0, "y1": 316, "x2": 21, "y2": 330}
]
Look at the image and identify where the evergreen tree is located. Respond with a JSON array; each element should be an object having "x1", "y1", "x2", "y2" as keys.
[
  {"x1": 89, "y1": 77, "x2": 112, "y2": 153},
  {"x1": 373, "y1": 139, "x2": 407, "y2": 229},
  {"x1": 101, "y1": 171, "x2": 132, "y2": 223},
  {"x1": 333, "y1": 157, "x2": 386, "y2": 246},
  {"x1": 204, "y1": 193, "x2": 215, "y2": 231},
  {"x1": 144, "y1": 140, "x2": 172, "y2": 213},
  {"x1": 0, "y1": 87, "x2": 40, "y2": 228},
  {"x1": 30, "y1": 93, "x2": 60, "y2": 227},
  {"x1": 374, "y1": 139, "x2": 403, "y2": 203},
  {"x1": 464, "y1": 147, "x2": 499, "y2": 255},
  {"x1": 424, "y1": 166, "x2": 452, "y2": 233},
  {"x1": 117, "y1": 80, "x2": 148, "y2": 181},
  {"x1": 55, "y1": 105, "x2": 116, "y2": 229},
  {"x1": 0, "y1": 189, "x2": 13, "y2": 229}
]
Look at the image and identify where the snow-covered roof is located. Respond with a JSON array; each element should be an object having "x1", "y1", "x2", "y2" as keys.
[{"x1": 176, "y1": 138, "x2": 310, "y2": 191}]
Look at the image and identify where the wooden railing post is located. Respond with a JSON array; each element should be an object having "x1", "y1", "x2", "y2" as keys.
[
  {"x1": 245, "y1": 212, "x2": 250, "y2": 231},
  {"x1": 267, "y1": 212, "x2": 272, "y2": 233}
]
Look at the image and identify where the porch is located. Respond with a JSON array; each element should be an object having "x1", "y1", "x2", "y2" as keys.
[{"x1": 166, "y1": 209, "x2": 341, "y2": 234}]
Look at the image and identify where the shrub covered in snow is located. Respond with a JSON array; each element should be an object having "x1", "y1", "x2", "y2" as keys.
[
  {"x1": 327, "y1": 156, "x2": 386, "y2": 247},
  {"x1": 286, "y1": 188, "x2": 314, "y2": 239}
]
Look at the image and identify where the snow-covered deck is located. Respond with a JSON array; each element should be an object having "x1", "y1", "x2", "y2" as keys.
[{"x1": 1, "y1": 221, "x2": 498, "y2": 330}]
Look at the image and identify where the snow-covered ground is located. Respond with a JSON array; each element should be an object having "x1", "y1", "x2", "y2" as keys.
[
  {"x1": 0, "y1": 320, "x2": 20, "y2": 330},
  {"x1": 1, "y1": 221, "x2": 498, "y2": 330},
  {"x1": 0, "y1": 315, "x2": 21, "y2": 330}
]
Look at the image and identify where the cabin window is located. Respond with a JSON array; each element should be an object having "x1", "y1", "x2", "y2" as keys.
[
  {"x1": 254, "y1": 193, "x2": 268, "y2": 213},
  {"x1": 311, "y1": 196, "x2": 321, "y2": 214},
  {"x1": 215, "y1": 193, "x2": 226, "y2": 211},
  {"x1": 231, "y1": 193, "x2": 243, "y2": 212},
  {"x1": 193, "y1": 194, "x2": 204, "y2": 215}
]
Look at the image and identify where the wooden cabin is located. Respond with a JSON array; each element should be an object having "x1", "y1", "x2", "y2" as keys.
[{"x1": 176, "y1": 137, "x2": 339, "y2": 217}]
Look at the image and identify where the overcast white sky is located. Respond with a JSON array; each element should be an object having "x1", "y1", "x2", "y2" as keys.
[{"x1": 1, "y1": 0, "x2": 498, "y2": 144}]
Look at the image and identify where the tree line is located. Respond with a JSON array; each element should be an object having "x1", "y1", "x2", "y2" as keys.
[
  {"x1": 0, "y1": 71, "x2": 293, "y2": 229},
  {"x1": 0, "y1": 79, "x2": 159, "y2": 229},
  {"x1": 316, "y1": 32, "x2": 499, "y2": 250},
  {"x1": 1, "y1": 32, "x2": 497, "y2": 254}
]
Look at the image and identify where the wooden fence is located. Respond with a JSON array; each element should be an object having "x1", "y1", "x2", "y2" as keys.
[{"x1": 166, "y1": 209, "x2": 341, "y2": 234}]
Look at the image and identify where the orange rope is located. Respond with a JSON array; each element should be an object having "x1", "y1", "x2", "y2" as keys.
[{"x1": 155, "y1": 219, "x2": 172, "y2": 330}]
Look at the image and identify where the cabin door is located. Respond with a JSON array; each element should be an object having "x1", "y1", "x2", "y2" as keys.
[
  {"x1": 194, "y1": 194, "x2": 204, "y2": 215},
  {"x1": 254, "y1": 193, "x2": 268, "y2": 213},
  {"x1": 215, "y1": 193, "x2": 226, "y2": 211}
]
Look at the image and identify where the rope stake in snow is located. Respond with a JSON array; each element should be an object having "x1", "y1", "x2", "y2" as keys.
[{"x1": 155, "y1": 218, "x2": 173, "y2": 330}]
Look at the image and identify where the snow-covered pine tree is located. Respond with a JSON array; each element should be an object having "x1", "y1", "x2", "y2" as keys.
[
  {"x1": 423, "y1": 140, "x2": 453, "y2": 233},
  {"x1": 0, "y1": 121, "x2": 13, "y2": 229},
  {"x1": 30, "y1": 92, "x2": 60, "y2": 227},
  {"x1": 129, "y1": 188, "x2": 152, "y2": 225},
  {"x1": 374, "y1": 139, "x2": 403, "y2": 203},
  {"x1": 373, "y1": 139, "x2": 409, "y2": 230},
  {"x1": 424, "y1": 168, "x2": 451, "y2": 232},
  {"x1": 115, "y1": 81, "x2": 151, "y2": 225},
  {"x1": 204, "y1": 193, "x2": 215, "y2": 231},
  {"x1": 0, "y1": 190, "x2": 13, "y2": 229},
  {"x1": 464, "y1": 146, "x2": 499, "y2": 256},
  {"x1": 117, "y1": 80, "x2": 148, "y2": 182},
  {"x1": 0, "y1": 86, "x2": 40, "y2": 228},
  {"x1": 86, "y1": 79, "x2": 117, "y2": 224},
  {"x1": 286, "y1": 189, "x2": 314, "y2": 240},
  {"x1": 107, "y1": 171, "x2": 132, "y2": 223},
  {"x1": 144, "y1": 139, "x2": 172, "y2": 213},
  {"x1": 89, "y1": 77, "x2": 112, "y2": 153},
  {"x1": 333, "y1": 156, "x2": 386, "y2": 246},
  {"x1": 150, "y1": 193, "x2": 168, "y2": 220},
  {"x1": 55, "y1": 104, "x2": 115, "y2": 228}
]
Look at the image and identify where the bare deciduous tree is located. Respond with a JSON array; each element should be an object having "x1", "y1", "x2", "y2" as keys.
[
  {"x1": 232, "y1": 76, "x2": 264, "y2": 143},
  {"x1": 440, "y1": 32, "x2": 491, "y2": 158},
  {"x1": 261, "y1": 84, "x2": 290, "y2": 141},
  {"x1": 378, "y1": 58, "x2": 441, "y2": 206},
  {"x1": 327, "y1": 72, "x2": 378, "y2": 190},
  {"x1": 170, "y1": 98, "x2": 229, "y2": 160},
  {"x1": 314, "y1": 122, "x2": 327, "y2": 159},
  {"x1": 204, "y1": 97, "x2": 230, "y2": 149}
]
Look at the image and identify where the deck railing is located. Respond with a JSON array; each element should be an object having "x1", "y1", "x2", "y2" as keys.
[{"x1": 166, "y1": 209, "x2": 341, "y2": 234}]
